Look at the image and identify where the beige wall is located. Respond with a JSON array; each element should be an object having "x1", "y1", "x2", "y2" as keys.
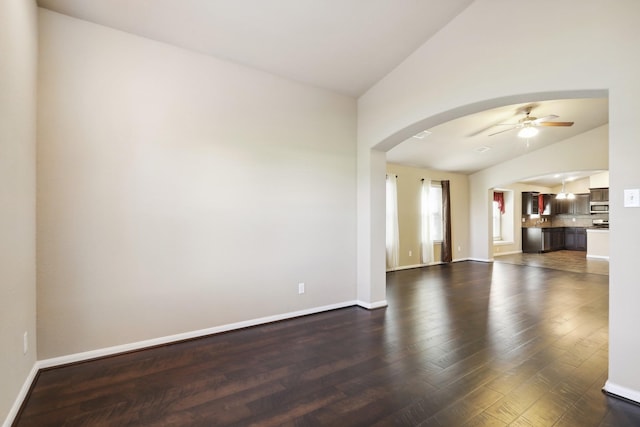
[
  {"x1": 386, "y1": 163, "x2": 469, "y2": 268},
  {"x1": 0, "y1": 0, "x2": 38, "y2": 421},
  {"x1": 37, "y1": 10, "x2": 358, "y2": 359},
  {"x1": 358, "y1": 0, "x2": 640, "y2": 401}
]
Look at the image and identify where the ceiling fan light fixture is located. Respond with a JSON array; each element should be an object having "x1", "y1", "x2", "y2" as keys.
[
  {"x1": 517, "y1": 126, "x2": 539, "y2": 138},
  {"x1": 556, "y1": 192, "x2": 567, "y2": 200}
]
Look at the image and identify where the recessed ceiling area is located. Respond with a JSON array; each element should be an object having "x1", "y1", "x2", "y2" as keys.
[{"x1": 386, "y1": 97, "x2": 609, "y2": 181}]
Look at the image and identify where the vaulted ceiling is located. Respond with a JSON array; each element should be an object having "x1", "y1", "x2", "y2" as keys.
[
  {"x1": 36, "y1": 0, "x2": 609, "y2": 184},
  {"x1": 36, "y1": 0, "x2": 475, "y2": 97}
]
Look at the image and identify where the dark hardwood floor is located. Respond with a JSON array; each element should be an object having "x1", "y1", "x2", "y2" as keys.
[{"x1": 15, "y1": 261, "x2": 640, "y2": 426}]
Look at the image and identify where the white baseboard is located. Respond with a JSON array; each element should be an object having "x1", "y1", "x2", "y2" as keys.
[
  {"x1": 357, "y1": 299, "x2": 388, "y2": 309},
  {"x1": 587, "y1": 254, "x2": 610, "y2": 260},
  {"x1": 5, "y1": 300, "x2": 371, "y2": 426},
  {"x1": 386, "y1": 262, "x2": 441, "y2": 272},
  {"x1": 386, "y1": 258, "x2": 472, "y2": 272},
  {"x1": 386, "y1": 263, "x2": 428, "y2": 271},
  {"x1": 603, "y1": 380, "x2": 640, "y2": 404},
  {"x1": 3, "y1": 363, "x2": 39, "y2": 427},
  {"x1": 37, "y1": 300, "x2": 359, "y2": 369},
  {"x1": 494, "y1": 250, "x2": 523, "y2": 256},
  {"x1": 467, "y1": 257, "x2": 492, "y2": 263}
]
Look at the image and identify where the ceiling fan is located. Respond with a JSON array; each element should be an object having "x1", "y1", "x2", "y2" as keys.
[{"x1": 488, "y1": 105, "x2": 574, "y2": 137}]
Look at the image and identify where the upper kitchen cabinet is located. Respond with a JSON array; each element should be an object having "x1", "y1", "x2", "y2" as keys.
[
  {"x1": 555, "y1": 193, "x2": 590, "y2": 215},
  {"x1": 522, "y1": 192, "x2": 556, "y2": 216},
  {"x1": 522, "y1": 192, "x2": 539, "y2": 215},
  {"x1": 574, "y1": 194, "x2": 591, "y2": 215},
  {"x1": 590, "y1": 187, "x2": 609, "y2": 202}
]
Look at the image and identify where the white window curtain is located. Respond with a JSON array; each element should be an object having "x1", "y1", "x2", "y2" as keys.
[
  {"x1": 420, "y1": 179, "x2": 433, "y2": 264},
  {"x1": 429, "y1": 183, "x2": 443, "y2": 242},
  {"x1": 386, "y1": 174, "x2": 400, "y2": 269}
]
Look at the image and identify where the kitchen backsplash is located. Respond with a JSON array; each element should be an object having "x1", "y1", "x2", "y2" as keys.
[{"x1": 522, "y1": 213, "x2": 609, "y2": 228}]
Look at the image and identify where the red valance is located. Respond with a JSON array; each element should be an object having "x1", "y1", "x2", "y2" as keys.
[{"x1": 493, "y1": 192, "x2": 505, "y2": 214}]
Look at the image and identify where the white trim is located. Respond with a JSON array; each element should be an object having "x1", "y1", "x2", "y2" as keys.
[
  {"x1": 2, "y1": 363, "x2": 39, "y2": 427},
  {"x1": 587, "y1": 254, "x2": 610, "y2": 260},
  {"x1": 37, "y1": 300, "x2": 358, "y2": 369},
  {"x1": 357, "y1": 299, "x2": 388, "y2": 309},
  {"x1": 386, "y1": 263, "x2": 425, "y2": 271},
  {"x1": 385, "y1": 258, "x2": 473, "y2": 272},
  {"x1": 6, "y1": 300, "x2": 373, "y2": 426},
  {"x1": 493, "y1": 240, "x2": 515, "y2": 246},
  {"x1": 603, "y1": 380, "x2": 640, "y2": 405},
  {"x1": 386, "y1": 262, "x2": 437, "y2": 271},
  {"x1": 467, "y1": 257, "x2": 492, "y2": 263},
  {"x1": 494, "y1": 250, "x2": 524, "y2": 256}
]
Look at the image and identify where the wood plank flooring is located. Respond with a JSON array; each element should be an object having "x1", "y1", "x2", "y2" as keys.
[
  {"x1": 494, "y1": 250, "x2": 609, "y2": 276},
  {"x1": 15, "y1": 261, "x2": 640, "y2": 426}
]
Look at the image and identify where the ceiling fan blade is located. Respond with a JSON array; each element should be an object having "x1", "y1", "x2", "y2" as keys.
[
  {"x1": 537, "y1": 121, "x2": 574, "y2": 127},
  {"x1": 467, "y1": 117, "x2": 518, "y2": 137},
  {"x1": 488, "y1": 126, "x2": 517, "y2": 136},
  {"x1": 532, "y1": 114, "x2": 559, "y2": 124}
]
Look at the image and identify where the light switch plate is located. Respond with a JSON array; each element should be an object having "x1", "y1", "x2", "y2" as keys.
[{"x1": 624, "y1": 189, "x2": 640, "y2": 207}]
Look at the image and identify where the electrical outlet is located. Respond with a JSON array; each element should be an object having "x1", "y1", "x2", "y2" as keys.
[
  {"x1": 23, "y1": 332, "x2": 28, "y2": 355},
  {"x1": 409, "y1": 250, "x2": 412, "y2": 257},
  {"x1": 298, "y1": 282, "x2": 305, "y2": 294}
]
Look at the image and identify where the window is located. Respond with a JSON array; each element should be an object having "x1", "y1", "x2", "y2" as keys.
[
  {"x1": 385, "y1": 174, "x2": 399, "y2": 269},
  {"x1": 493, "y1": 190, "x2": 514, "y2": 244},
  {"x1": 429, "y1": 183, "x2": 443, "y2": 242},
  {"x1": 420, "y1": 180, "x2": 444, "y2": 264},
  {"x1": 493, "y1": 201, "x2": 502, "y2": 240}
]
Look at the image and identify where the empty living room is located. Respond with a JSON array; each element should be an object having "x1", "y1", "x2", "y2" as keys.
[{"x1": 3, "y1": 1, "x2": 640, "y2": 426}]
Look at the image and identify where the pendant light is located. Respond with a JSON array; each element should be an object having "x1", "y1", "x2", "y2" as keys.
[{"x1": 556, "y1": 180, "x2": 575, "y2": 200}]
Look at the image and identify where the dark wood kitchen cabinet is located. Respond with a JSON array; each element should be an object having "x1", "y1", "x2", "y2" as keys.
[
  {"x1": 547, "y1": 228, "x2": 565, "y2": 251},
  {"x1": 590, "y1": 187, "x2": 609, "y2": 202},
  {"x1": 564, "y1": 227, "x2": 587, "y2": 251},
  {"x1": 554, "y1": 197, "x2": 569, "y2": 214},
  {"x1": 523, "y1": 227, "x2": 583, "y2": 253},
  {"x1": 555, "y1": 194, "x2": 590, "y2": 215},
  {"x1": 522, "y1": 192, "x2": 554, "y2": 216},
  {"x1": 522, "y1": 192, "x2": 539, "y2": 215},
  {"x1": 574, "y1": 194, "x2": 590, "y2": 215}
]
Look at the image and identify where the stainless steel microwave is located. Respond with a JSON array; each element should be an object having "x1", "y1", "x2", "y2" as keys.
[{"x1": 590, "y1": 202, "x2": 609, "y2": 214}]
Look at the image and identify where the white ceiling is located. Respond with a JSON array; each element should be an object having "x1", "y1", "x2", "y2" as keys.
[
  {"x1": 386, "y1": 98, "x2": 610, "y2": 179},
  {"x1": 36, "y1": 0, "x2": 475, "y2": 97},
  {"x1": 36, "y1": 1, "x2": 609, "y2": 186}
]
